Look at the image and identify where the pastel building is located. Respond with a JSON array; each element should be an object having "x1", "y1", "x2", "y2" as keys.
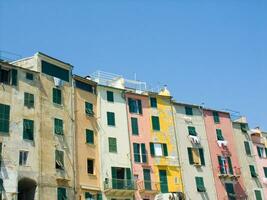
[
  {"x1": 73, "y1": 75, "x2": 102, "y2": 199},
  {"x1": 250, "y1": 127, "x2": 267, "y2": 199},
  {"x1": 172, "y1": 102, "x2": 217, "y2": 200},
  {"x1": 232, "y1": 119, "x2": 264, "y2": 200},
  {"x1": 203, "y1": 109, "x2": 246, "y2": 200},
  {"x1": 94, "y1": 73, "x2": 134, "y2": 200},
  {"x1": 14, "y1": 53, "x2": 75, "y2": 200}
]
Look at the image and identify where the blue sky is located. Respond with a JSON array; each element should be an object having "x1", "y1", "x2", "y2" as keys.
[{"x1": 1, "y1": 0, "x2": 266, "y2": 129}]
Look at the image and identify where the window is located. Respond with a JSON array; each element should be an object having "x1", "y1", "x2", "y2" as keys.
[
  {"x1": 240, "y1": 123, "x2": 247, "y2": 133},
  {"x1": 225, "y1": 183, "x2": 235, "y2": 200},
  {"x1": 0, "y1": 103, "x2": 10, "y2": 133},
  {"x1": 0, "y1": 67, "x2": 17, "y2": 86},
  {"x1": 188, "y1": 126, "x2": 197, "y2": 136},
  {"x1": 75, "y1": 80, "x2": 94, "y2": 93},
  {"x1": 249, "y1": 165, "x2": 257, "y2": 177},
  {"x1": 53, "y1": 88, "x2": 62, "y2": 104},
  {"x1": 133, "y1": 143, "x2": 147, "y2": 163},
  {"x1": 185, "y1": 106, "x2": 193, "y2": 115},
  {"x1": 150, "y1": 143, "x2": 168, "y2": 157},
  {"x1": 213, "y1": 111, "x2": 220, "y2": 123},
  {"x1": 85, "y1": 102, "x2": 94, "y2": 116},
  {"x1": 187, "y1": 148, "x2": 205, "y2": 166},
  {"x1": 195, "y1": 177, "x2": 206, "y2": 192},
  {"x1": 42, "y1": 60, "x2": 70, "y2": 82},
  {"x1": 19, "y1": 151, "x2": 28, "y2": 166},
  {"x1": 57, "y1": 187, "x2": 67, "y2": 200},
  {"x1": 23, "y1": 119, "x2": 34, "y2": 140},
  {"x1": 107, "y1": 112, "x2": 115, "y2": 126},
  {"x1": 150, "y1": 97, "x2": 157, "y2": 108},
  {"x1": 255, "y1": 190, "x2": 263, "y2": 200},
  {"x1": 151, "y1": 116, "x2": 160, "y2": 131},
  {"x1": 24, "y1": 92, "x2": 34, "y2": 108},
  {"x1": 107, "y1": 91, "x2": 114, "y2": 102},
  {"x1": 87, "y1": 159, "x2": 94, "y2": 174},
  {"x1": 218, "y1": 156, "x2": 233, "y2": 175},
  {"x1": 263, "y1": 167, "x2": 267, "y2": 178},
  {"x1": 26, "y1": 72, "x2": 33, "y2": 80},
  {"x1": 131, "y1": 117, "x2": 139, "y2": 135},
  {"x1": 108, "y1": 137, "x2": 117, "y2": 153},
  {"x1": 257, "y1": 146, "x2": 264, "y2": 158},
  {"x1": 55, "y1": 150, "x2": 64, "y2": 170},
  {"x1": 54, "y1": 118, "x2": 63, "y2": 135},
  {"x1": 216, "y1": 129, "x2": 224, "y2": 141},
  {"x1": 0, "y1": 178, "x2": 3, "y2": 200},
  {"x1": 86, "y1": 129, "x2": 94, "y2": 144},
  {"x1": 244, "y1": 141, "x2": 251, "y2": 155},
  {"x1": 128, "y1": 98, "x2": 142, "y2": 114}
]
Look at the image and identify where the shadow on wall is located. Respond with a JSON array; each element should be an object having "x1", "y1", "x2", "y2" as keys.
[{"x1": 18, "y1": 178, "x2": 37, "y2": 200}]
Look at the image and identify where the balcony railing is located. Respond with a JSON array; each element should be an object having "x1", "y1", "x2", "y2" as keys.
[
  {"x1": 104, "y1": 178, "x2": 136, "y2": 190},
  {"x1": 137, "y1": 180, "x2": 160, "y2": 193},
  {"x1": 218, "y1": 166, "x2": 241, "y2": 179}
]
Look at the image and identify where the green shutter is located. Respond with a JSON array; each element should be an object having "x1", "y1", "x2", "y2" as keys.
[
  {"x1": 216, "y1": 129, "x2": 224, "y2": 141},
  {"x1": 86, "y1": 129, "x2": 94, "y2": 144},
  {"x1": 41, "y1": 60, "x2": 70, "y2": 82},
  {"x1": 107, "y1": 91, "x2": 114, "y2": 102},
  {"x1": 188, "y1": 126, "x2": 197, "y2": 136},
  {"x1": 255, "y1": 190, "x2": 263, "y2": 200},
  {"x1": 225, "y1": 183, "x2": 235, "y2": 198},
  {"x1": 257, "y1": 146, "x2": 262, "y2": 157},
  {"x1": 0, "y1": 104, "x2": 10, "y2": 133},
  {"x1": 213, "y1": 111, "x2": 220, "y2": 123},
  {"x1": 227, "y1": 157, "x2": 233, "y2": 175},
  {"x1": 109, "y1": 137, "x2": 117, "y2": 153},
  {"x1": 11, "y1": 69, "x2": 17, "y2": 86},
  {"x1": 54, "y1": 118, "x2": 63, "y2": 135},
  {"x1": 107, "y1": 112, "x2": 115, "y2": 126},
  {"x1": 163, "y1": 144, "x2": 168, "y2": 156},
  {"x1": 249, "y1": 165, "x2": 257, "y2": 177},
  {"x1": 128, "y1": 98, "x2": 135, "y2": 113},
  {"x1": 244, "y1": 141, "x2": 251, "y2": 155},
  {"x1": 97, "y1": 193, "x2": 102, "y2": 200},
  {"x1": 151, "y1": 116, "x2": 160, "y2": 131},
  {"x1": 85, "y1": 192, "x2": 93, "y2": 199},
  {"x1": 218, "y1": 156, "x2": 224, "y2": 174},
  {"x1": 143, "y1": 169, "x2": 152, "y2": 190},
  {"x1": 150, "y1": 97, "x2": 157, "y2": 108},
  {"x1": 23, "y1": 119, "x2": 34, "y2": 140},
  {"x1": 240, "y1": 124, "x2": 247, "y2": 133},
  {"x1": 26, "y1": 72, "x2": 33, "y2": 80},
  {"x1": 133, "y1": 143, "x2": 141, "y2": 162},
  {"x1": 111, "y1": 167, "x2": 117, "y2": 189},
  {"x1": 131, "y1": 117, "x2": 139, "y2": 135},
  {"x1": 138, "y1": 100, "x2": 143, "y2": 114},
  {"x1": 150, "y1": 143, "x2": 155, "y2": 157},
  {"x1": 199, "y1": 148, "x2": 205, "y2": 166},
  {"x1": 53, "y1": 88, "x2": 62, "y2": 104},
  {"x1": 187, "y1": 148, "x2": 194, "y2": 164},
  {"x1": 141, "y1": 143, "x2": 147, "y2": 163},
  {"x1": 57, "y1": 187, "x2": 67, "y2": 200},
  {"x1": 126, "y1": 168, "x2": 132, "y2": 189},
  {"x1": 265, "y1": 148, "x2": 267, "y2": 158},
  {"x1": 185, "y1": 106, "x2": 193, "y2": 115},
  {"x1": 263, "y1": 167, "x2": 267, "y2": 178},
  {"x1": 195, "y1": 177, "x2": 205, "y2": 192},
  {"x1": 55, "y1": 150, "x2": 64, "y2": 170},
  {"x1": 159, "y1": 170, "x2": 168, "y2": 193},
  {"x1": 85, "y1": 102, "x2": 93, "y2": 116},
  {"x1": 24, "y1": 93, "x2": 34, "y2": 108}
]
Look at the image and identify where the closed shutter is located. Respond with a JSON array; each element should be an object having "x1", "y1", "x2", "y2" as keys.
[
  {"x1": 23, "y1": 119, "x2": 34, "y2": 140},
  {"x1": 263, "y1": 167, "x2": 267, "y2": 178},
  {"x1": 57, "y1": 187, "x2": 67, "y2": 200},
  {"x1": 24, "y1": 93, "x2": 34, "y2": 108},
  {"x1": 150, "y1": 97, "x2": 157, "y2": 108},
  {"x1": 131, "y1": 117, "x2": 139, "y2": 135},
  {"x1": 143, "y1": 169, "x2": 152, "y2": 190},
  {"x1": 26, "y1": 72, "x2": 33, "y2": 80},
  {"x1": 255, "y1": 190, "x2": 262, "y2": 200},
  {"x1": 213, "y1": 111, "x2": 220, "y2": 123},
  {"x1": 257, "y1": 146, "x2": 262, "y2": 157},
  {"x1": 199, "y1": 148, "x2": 205, "y2": 166},
  {"x1": 133, "y1": 143, "x2": 141, "y2": 162},
  {"x1": 141, "y1": 143, "x2": 147, "y2": 163},
  {"x1": 195, "y1": 177, "x2": 205, "y2": 192},
  {"x1": 137, "y1": 100, "x2": 143, "y2": 114},
  {"x1": 150, "y1": 143, "x2": 155, "y2": 157},
  {"x1": 107, "y1": 112, "x2": 115, "y2": 126},
  {"x1": 53, "y1": 88, "x2": 62, "y2": 104},
  {"x1": 126, "y1": 168, "x2": 132, "y2": 189},
  {"x1": 187, "y1": 148, "x2": 194, "y2": 164},
  {"x1": 97, "y1": 193, "x2": 102, "y2": 200},
  {"x1": 163, "y1": 144, "x2": 168, "y2": 156},
  {"x1": 54, "y1": 118, "x2": 63, "y2": 135},
  {"x1": 11, "y1": 69, "x2": 17, "y2": 86},
  {"x1": 227, "y1": 157, "x2": 233, "y2": 175},
  {"x1": 225, "y1": 183, "x2": 235, "y2": 199},
  {"x1": 249, "y1": 165, "x2": 257, "y2": 177},
  {"x1": 216, "y1": 129, "x2": 224, "y2": 141},
  {"x1": 107, "y1": 91, "x2": 114, "y2": 102},
  {"x1": 218, "y1": 156, "x2": 224, "y2": 174},
  {"x1": 108, "y1": 138, "x2": 117, "y2": 153},
  {"x1": 185, "y1": 106, "x2": 193, "y2": 115},
  {"x1": 244, "y1": 141, "x2": 251, "y2": 155},
  {"x1": 152, "y1": 116, "x2": 160, "y2": 131},
  {"x1": 128, "y1": 98, "x2": 135, "y2": 113},
  {"x1": 86, "y1": 129, "x2": 94, "y2": 144},
  {"x1": 188, "y1": 126, "x2": 196, "y2": 136},
  {"x1": 0, "y1": 104, "x2": 10, "y2": 133}
]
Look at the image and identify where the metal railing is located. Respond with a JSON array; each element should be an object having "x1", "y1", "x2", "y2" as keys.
[
  {"x1": 137, "y1": 180, "x2": 160, "y2": 192},
  {"x1": 104, "y1": 178, "x2": 136, "y2": 190}
]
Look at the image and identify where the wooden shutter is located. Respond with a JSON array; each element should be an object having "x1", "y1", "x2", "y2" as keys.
[
  {"x1": 199, "y1": 148, "x2": 205, "y2": 166},
  {"x1": 23, "y1": 119, "x2": 34, "y2": 140},
  {"x1": 188, "y1": 126, "x2": 196, "y2": 136},
  {"x1": 86, "y1": 129, "x2": 94, "y2": 144},
  {"x1": 150, "y1": 97, "x2": 157, "y2": 108},
  {"x1": 141, "y1": 143, "x2": 147, "y2": 163},
  {"x1": 244, "y1": 141, "x2": 251, "y2": 155},
  {"x1": 185, "y1": 106, "x2": 193, "y2": 115},
  {"x1": 249, "y1": 165, "x2": 257, "y2": 177},
  {"x1": 195, "y1": 177, "x2": 205, "y2": 192},
  {"x1": 213, "y1": 111, "x2": 220, "y2": 123},
  {"x1": 133, "y1": 143, "x2": 141, "y2": 162},
  {"x1": 57, "y1": 187, "x2": 67, "y2": 200},
  {"x1": 131, "y1": 117, "x2": 139, "y2": 135},
  {"x1": 0, "y1": 104, "x2": 10, "y2": 133},
  {"x1": 54, "y1": 118, "x2": 63, "y2": 135},
  {"x1": 150, "y1": 143, "x2": 155, "y2": 157},
  {"x1": 255, "y1": 190, "x2": 263, "y2": 200},
  {"x1": 128, "y1": 98, "x2": 134, "y2": 113},
  {"x1": 109, "y1": 138, "x2": 117, "y2": 153},
  {"x1": 227, "y1": 157, "x2": 233, "y2": 175},
  {"x1": 218, "y1": 156, "x2": 224, "y2": 174},
  {"x1": 11, "y1": 69, "x2": 17, "y2": 86},
  {"x1": 257, "y1": 146, "x2": 262, "y2": 157},
  {"x1": 216, "y1": 129, "x2": 224, "y2": 141},
  {"x1": 152, "y1": 116, "x2": 160, "y2": 131},
  {"x1": 107, "y1": 112, "x2": 115, "y2": 126},
  {"x1": 163, "y1": 144, "x2": 168, "y2": 156},
  {"x1": 53, "y1": 88, "x2": 62, "y2": 104},
  {"x1": 137, "y1": 100, "x2": 143, "y2": 114},
  {"x1": 187, "y1": 148, "x2": 194, "y2": 164},
  {"x1": 264, "y1": 167, "x2": 267, "y2": 178},
  {"x1": 107, "y1": 91, "x2": 114, "y2": 102}
]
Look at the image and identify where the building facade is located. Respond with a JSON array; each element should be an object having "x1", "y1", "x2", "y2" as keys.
[
  {"x1": 203, "y1": 109, "x2": 246, "y2": 200},
  {"x1": 172, "y1": 103, "x2": 217, "y2": 200}
]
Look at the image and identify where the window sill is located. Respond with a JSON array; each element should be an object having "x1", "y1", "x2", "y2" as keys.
[
  {"x1": 53, "y1": 103, "x2": 63, "y2": 108},
  {"x1": 88, "y1": 173, "x2": 97, "y2": 178},
  {"x1": 86, "y1": 143, "x2": 96, "y2": 147},
  {"x1": 107, "y1": 125, "x2": 116, "y2": 127}
]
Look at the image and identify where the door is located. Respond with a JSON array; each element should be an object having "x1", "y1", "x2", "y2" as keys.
[
  {"x1": 159, "y1": 170, "x2": 168, "y2": 193},
  {"x1": 117, "y1": 168, "x2": 125, "y2": 189},
  {"x1": 143, "y1": 169, "x2": 152, "y2": 190},
  {"x1": 225, "y1": 183, "x2": 236, "y2": 200}
]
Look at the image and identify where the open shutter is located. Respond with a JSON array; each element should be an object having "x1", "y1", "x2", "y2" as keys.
[
  {"x1": 138, "y1": 100, "x2": 143, "y2": 114},
  {"x1": 249, "y1": 165, "x2": 257, "y2": 177},
  {"x1": 111, "y1": 167, "x2": 117, "y2": 188},
  {"x1": 195, "y1": 177, "x2": 205, "y2": 192},
  {"x1": 128, "y1": 98, "x2": 134, "y2": 113},
  {"x1": 163, "y1": 144, "x2": 168, "y2": 156},
  {"x1": 150, "y1": 143, "x2": 155, "y2": 157},
  {"x1": 227, "y1": 157, "x2": 233, "y2": 175},
  {"x1": 257, "y1": 146, "x2": 262, "y2": 157},
  {"x1": 244, "y1": 141, "x2": 251, "y2": 155},
  {"x1": 187, "y1": 148, "x2": 194, "y2": 164},
  {"x1": 141, "y1": 143, "x2": 147, "y2": 163},
  {"x1": 218, "y1": 156, "x2": 224, "y2": 174},
  {"x1": 97, "y1": 193, "x2": 102, "y2": 200},
  {"x1": 255, "y1": 190, "x2": 263, "y2": 200},
  {"x1": 131, "y1": 118, "x2": 139, "y2": 135},
  {"x1": 216, "y1": 129, "x2": 224, "y2": 141},
  {"x1": 11, "y1": 69, "x2": 17, "y2": 86},
  {"x1": 188, "y1": 126, "x2": 197, "y2": 136},
  {"x1": 199, "y1": 148, "x2": 205, "y2": 166},
  {"x1": 126, "y1": 168, "x2": 132, "y2": 189},
  {"x1": 133, "y1": 143, "x2": 140, "y2": 162}
]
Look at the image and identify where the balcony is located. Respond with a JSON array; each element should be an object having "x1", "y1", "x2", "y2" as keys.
[
  {"x1": 218, "y1": 167, "x2": 241, "y2": 180},
  {"x1": 104, "y1": 178, "x2": 136, "y2": 196},
  {"x1": 137, "y1": 180, "x2": 160, "y2": 194}
]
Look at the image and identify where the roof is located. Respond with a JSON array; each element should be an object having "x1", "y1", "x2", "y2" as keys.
[
  {"x1": 73, "y1": 74, "x2": 97, "y2": 85},
  {"x1": 37, "y1": 52, "x2": 72, "y2": 67},
  {"x1": 0, "y1": 60, "x2": 39, "y2": 74}
]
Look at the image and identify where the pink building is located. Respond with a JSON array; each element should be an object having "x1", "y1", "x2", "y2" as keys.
[
  {"x1": 125, "y1": 92, "x2": 158, "y2": 200},
  {"x1": 250, "y1": 128, "x2": 267, "y2": 198},
  {"x1": 203, "y1": 109, "x2": 246, "y2": 200}
]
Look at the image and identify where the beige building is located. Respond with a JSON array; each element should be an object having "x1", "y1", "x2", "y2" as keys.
[
  {"x1": 73, "y1": 75, "x2": 102, "y2": 199},
  {"x1": 13, "y1": 52, "x2": 75, "y2": 200}
]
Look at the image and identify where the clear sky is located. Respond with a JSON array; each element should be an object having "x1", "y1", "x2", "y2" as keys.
[{"x1": 1, "y1": 0, "x2": 266, "y2": 129}]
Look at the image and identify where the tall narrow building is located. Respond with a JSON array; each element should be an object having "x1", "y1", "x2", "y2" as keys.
[
  {"x1": 232, "y1": 119, "x2": 264, "y2": 200},
  {"x1": 172, "y1": 102, "x2": 217, "y2": 200},
  {"x1": 73, "y1": 75, "x2": 102, "y2": 199},
  {"x1": 13, "y1": 52, "x2": 75, "y2": 200},
  {"x1": 203, "y1": 109, "x2": 246, "y2": 200}
]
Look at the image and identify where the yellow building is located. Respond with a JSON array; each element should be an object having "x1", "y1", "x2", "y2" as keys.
[{"x1": 73, "y1": 75, "x2": 102, "y2": 199}]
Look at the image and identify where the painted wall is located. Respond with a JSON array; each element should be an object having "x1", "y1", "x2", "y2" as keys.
[
  {"x1": 232, "y1": 122, "x2": 264, "y2": 200},
  {"x1": 149, "y1": 95, "x2": 183, "y2": 194},
  {"x1": 97, "y1": 86, "x2": 133, "y2": 200},
  {"x1": 203, "y1": 110, "x2": 246, "y2": 200},
  {"x1": 173, "y1": 104, "x2": 217, "y2": 200},
  {"x1": 74, "y1": 78, "x2": 101, "y2": 199}
]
